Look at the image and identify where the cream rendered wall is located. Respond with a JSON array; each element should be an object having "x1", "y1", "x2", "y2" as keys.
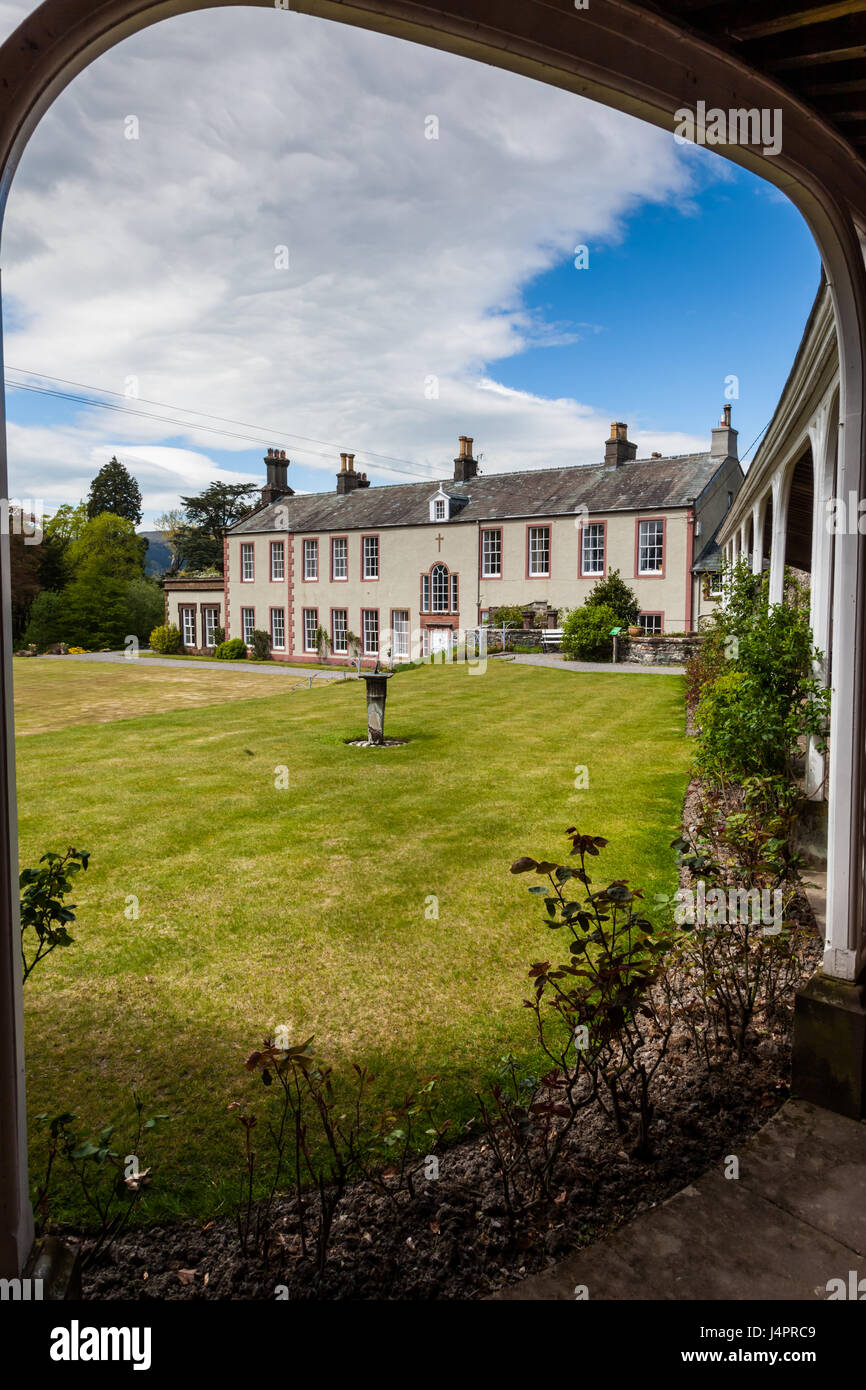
[
  {"x1": 229, "y1": 534, "x2": 292, "y2": 649},
  {"x1": 165, "y1": 585, "x2": 223, "y2": 643},
  {"x1": 290, "y1": 524, "x2": 479, "y2": 656},
  {"x1": 486, "y1": 511, "x2": 689, "y2": 629},
  {"x1": 226, "y1": 505, "x2": 695, "y2": 655}
]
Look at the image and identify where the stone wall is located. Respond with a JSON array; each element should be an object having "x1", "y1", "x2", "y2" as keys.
[{"x1": 619, "y1": 634, "x2": 704, "y2": 666}]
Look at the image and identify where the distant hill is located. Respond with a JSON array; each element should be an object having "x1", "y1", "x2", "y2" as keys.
[{"x1": 138, "y1": 531, "x2": 173, "y2": 577}]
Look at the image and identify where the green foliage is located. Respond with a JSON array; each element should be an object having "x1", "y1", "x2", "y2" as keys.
[
  {"x1": 665, "y1": 776, "x2": 809, "y2": 1061},
  {"x1": 561, "y1": 603, "x2": 620, "y2": 660},
  {"x1": 22, "y1": 590, "x2": 64, "y2": 650},
  {"x1": 124, "y1": 578, "x2": 165, "y2": 644},
  {"x1": 20, "y1": 847, "x2": 90, "y2": 983},
  {"x1": 215, "y1": 637, "x2": 247, "y2": 660},
  {"x1": 584, "y1": 568, "x2": 640, "y2": 627},
  {"x1": 65, "y1": 512, "x2": 145, "y2": 585},
  {"x1": 694, "y1": 558, "x2": 830, "y2": 783},
  {"x1": 37, "y1": 504, "x2": 88, "y2": 593},
  {"x1": 174, "y1": 483, "x2": 259, "y2": 574},
  {"x1": 58, "y1": 576, "x2": 131, "y2": 650},
  {"x1": 33, "y1": 1093, "x2": 168, "y2": 1261},
  {"x1": 487, "y1": 606, "x2": 526, "y2": 629},
  {"x1": 250, "y1": 629, "x2": 271, "y2": 661},
  {"x1": 213, "y1": 625, "x2": 225, "y2": 647},
  {"x1": 498, "y1": 829, "x2": 677, "y2": 1192},
  {"x1": 149, "y1": 623, "x2": 182, "y2": 655},
  {"x1": 315, "y1": 625, "x2": 331, "y2": 662},
  {"x1": 86, "y1": 457, "x2": 143, "y2": 526}
]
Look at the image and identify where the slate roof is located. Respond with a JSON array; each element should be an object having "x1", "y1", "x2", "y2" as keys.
[{"x1": 230, "y1": 452, "x2": 726, "y2": 536}]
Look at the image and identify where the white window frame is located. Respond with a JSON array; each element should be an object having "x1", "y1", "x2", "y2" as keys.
[
  {"x1": 431, "y1": 563, "x2": 449, "y2": 613},
  {"x1": 581, "y1": 522, "x2": 605, "y2": 576},
  {"x1": 481, "y1": 528, "x2": 501, "y2": 578},
  {"x1": 303, "y1": 608, "x2": 318, "y2": 653},
  {"x1": 639, "y1": 612, "x2": 663, "y2": 635},
  {"x1": 709, "y1": 570, "x2": 722, "y2": 597},
  {"x1": 203, "y1": 608, "x2": 219, "y2": 648},
  {"x1": 638, "y1": 519, "x2": 664, "y2": 575},
  {"x1": 392, "y1": 610, "x2": 409, "y2": 659},
  {"x1": 332, "y1": 536, "x2": 348, "y2": 581},
  {"x1": 241, "y1": 542, "x2": 254, "y2": 582},
  {"x1": 270, "y1": 608, "x2": 285, "y2": 650},
  {"x1": 181, "y1": 607, "x2": 196, "y2": 647},
  {"x1": 241, "y1": 608, "x2": 255, "y2": 645},
  {"x1": 434, "y1": 498, "x2": 446, "y2": 521},
  {"x1": 528, "y1": 525, "x2": 550, "y2": 577},
  {"x1": 303, "y1": 538, "x2": 318, "y2": 581},
  {"x1": 270, "y1": 541, "x2": 285, "y2": 582},
  {"x1": 362, "y1": 535, "x2": 379, "y2": 580},
  {"x1": 332, "y1": 609, "x2": 348, "y2": 654},
  {"x1": 362, "y1": 609, "x2": 379, "y2": 654}
]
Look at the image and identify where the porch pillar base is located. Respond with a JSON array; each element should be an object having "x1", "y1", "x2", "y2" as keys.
[
  {"x1": 24, "y1": 1235, "x2": 81, "y2": 1299},
  {"x1": 792, "y1": 970, "x2": 866, "y2": 1119}
]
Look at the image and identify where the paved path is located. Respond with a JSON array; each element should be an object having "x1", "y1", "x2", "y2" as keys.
[
  {"x1": 501, "y1": 653, "x2": 686, "y2": 675},
  {"x1": 37, "y1": 652, "x2": 350, "y2": 680},
  {"x1": 493, "y1": 1099, "x2": 866, "y2": 1300}
]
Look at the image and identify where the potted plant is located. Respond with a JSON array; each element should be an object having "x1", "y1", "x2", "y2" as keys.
[{"x1": 628, "y1": 623, "x2": 644, "y2": 637}]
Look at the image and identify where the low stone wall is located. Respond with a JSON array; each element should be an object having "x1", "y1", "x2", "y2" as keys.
[{"x1": 620, "y1": 634, "x2": 704, "y2": 666}]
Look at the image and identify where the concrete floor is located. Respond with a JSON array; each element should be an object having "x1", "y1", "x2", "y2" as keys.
[{"x1": 493, "y1": 1100, "x2": 866, "y2": 1300}]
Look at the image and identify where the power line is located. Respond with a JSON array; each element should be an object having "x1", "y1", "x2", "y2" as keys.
[
  {"x1": 740, "y1": 418, "x2": 772, "y2": 465},
  {"x1": 3, "y1": 368, "x2": 437, "y2": 481}
]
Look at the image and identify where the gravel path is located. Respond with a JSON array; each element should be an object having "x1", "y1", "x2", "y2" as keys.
[
  {"x1": 37, "y1": 651, "x2": 350, "y2": 680},
  {"x1": 501, "y1": 653, "x2": 686, "y2": 675}
]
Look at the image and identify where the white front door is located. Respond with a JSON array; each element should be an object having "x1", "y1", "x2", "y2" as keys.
[{"x1": 428, "y1": 627, "x2": 451, "y2": 655}]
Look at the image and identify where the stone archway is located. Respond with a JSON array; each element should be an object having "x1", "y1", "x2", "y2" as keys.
[{"x1": 1, "y1": 0, "x2": 866, "y2": 1277}]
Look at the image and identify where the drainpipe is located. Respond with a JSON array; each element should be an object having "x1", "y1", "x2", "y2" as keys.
[{"x1": 685, "y1": 507, "x2": 695, "y2": 632}]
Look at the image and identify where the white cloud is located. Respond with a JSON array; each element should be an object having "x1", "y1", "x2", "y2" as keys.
[{"x1": 0, "y1": 4, "x2": 711, "y2": 518}]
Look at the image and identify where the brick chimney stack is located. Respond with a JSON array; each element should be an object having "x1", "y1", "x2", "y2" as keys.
[
  {"x1": 336, "y1": 452, "x2": 370, "y2": 493},
  {"x1": 605, "y1": 422, "x2": 637, "y2": 467},
  {"x1": 261, "y1": 448, "x2": 294, "y2": 506},
  {"x1": 453, "y1": 435, "x2": 478, "y2": 482}
]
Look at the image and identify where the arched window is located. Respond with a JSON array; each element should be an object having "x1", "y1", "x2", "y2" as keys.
[{"x1": 431, "y1": 563, "x2": 449, "y2": 612}]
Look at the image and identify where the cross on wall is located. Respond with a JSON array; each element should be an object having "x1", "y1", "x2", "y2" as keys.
[{"x1": 435, "y1": 533, "x2": 444, "y2": 552}]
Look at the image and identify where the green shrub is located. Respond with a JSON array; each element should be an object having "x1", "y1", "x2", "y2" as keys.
[
  {"x1": 561, "y1": 603, "x2": 620, "y2": 660},
  {"x1": 215, "y1": 637, "x2": 247, "y2": 660},
  {"x1": 149, "y1": 623, "x2": 182, "y2": 654},
  {"x1": 694, "y1": 558, "x2": 830, "y2": 783},
  {"x1": 250, "y1": 629, "x2": 271, "y2": 661},
  {"x1": 584, "y1": 568, "x2": 640, "y2": 628},
  {"x1": 487, "y1": 605, "x2": 526, "y2": 629},
  {"x1": 22, "y1": 591, "x2": 64, "y2": 651},
  {"x1": 213, "y1": 625, "x2": 225, "y2": 647}
]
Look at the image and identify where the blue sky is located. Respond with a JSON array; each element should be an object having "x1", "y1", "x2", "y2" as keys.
[{"x1": 0, "y1": 2, "x2": 821, "y2": 522}]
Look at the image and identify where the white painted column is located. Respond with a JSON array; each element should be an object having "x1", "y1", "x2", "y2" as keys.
[
  {"x1": 0, "y1": 280, "x2": 33, "y2": 1278},
  {"x1": 768, "y1": 467, "x2": 789, "y2": 605},
  {"x1": 751, "y1": 500, "x2": 765, "y2": 575},
  {"x1": 824, "y1": 254, "x2": 865, "y2": 981},
  {"x1": 806, "y1": 399, "x2": 836, "y2": 799}
]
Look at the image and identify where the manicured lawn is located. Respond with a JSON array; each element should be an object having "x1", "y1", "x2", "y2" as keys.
[
  {"x1": 13, "y1": 656, "x2": 328, "y2": 735},
  {"x1": 15, "y1": 657, "x2": 691, "y2": 1224}
]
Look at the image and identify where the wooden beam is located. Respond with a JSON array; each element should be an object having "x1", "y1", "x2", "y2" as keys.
[{"x1": 734, "y1": 3, "x2": 866, "y2": 43}]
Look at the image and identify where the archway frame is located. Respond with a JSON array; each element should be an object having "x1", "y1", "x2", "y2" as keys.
[{"x1": 1, "y1": 0, "x2": 866, "y2": 1276}]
